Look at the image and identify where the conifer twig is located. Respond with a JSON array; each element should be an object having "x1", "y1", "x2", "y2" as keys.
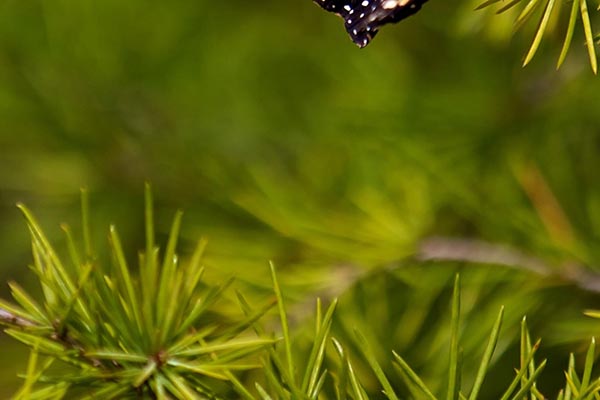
[{"x1": 418, "y1": 236, "x2": 600, "y2": 293}]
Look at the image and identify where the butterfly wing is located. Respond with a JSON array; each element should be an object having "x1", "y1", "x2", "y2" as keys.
[{"x1": 313, "y1": 0, "x2": 428, "y2": 47}]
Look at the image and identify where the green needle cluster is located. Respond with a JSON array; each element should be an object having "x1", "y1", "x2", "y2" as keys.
[{"x1": 1, "y1": 191, "x2": 600, "y2": 399}]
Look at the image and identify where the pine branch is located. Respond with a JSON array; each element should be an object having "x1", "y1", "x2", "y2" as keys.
[{"x1": 418, "y1": 236, "x2": 600, "y2": 292}]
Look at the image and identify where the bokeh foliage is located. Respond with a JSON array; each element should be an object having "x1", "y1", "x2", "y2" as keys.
[
  {"x1": 3, "y1": 203, "x2": 600, "y2": 399},
  {"x1": 0, "y1": 0, "x2": 600, "y2": 397}
]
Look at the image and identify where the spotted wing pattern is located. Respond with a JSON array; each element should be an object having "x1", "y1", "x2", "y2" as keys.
[{"x1": 313, "y1": 0, "x2": 428, "y2": 47}]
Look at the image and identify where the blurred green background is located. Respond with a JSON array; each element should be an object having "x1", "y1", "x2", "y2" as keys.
[{"x1": 1, "y1": 0, "x2": 600, "y2": 397}]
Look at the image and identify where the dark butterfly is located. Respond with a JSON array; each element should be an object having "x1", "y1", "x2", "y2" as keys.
[{"x1": 313, "y1": 0, "x2": 428, "y2": 47}]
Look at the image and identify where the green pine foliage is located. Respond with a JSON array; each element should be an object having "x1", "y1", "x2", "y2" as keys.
[
  {"x1": 2, "y1": 190, "x2": 600, "y2": 399},
  {"x1": 4, "y1": 187, "x2": 275, "y2": 399},
  {"x1": 476, "y1": 0, "x2": 599, "y2": 72}
]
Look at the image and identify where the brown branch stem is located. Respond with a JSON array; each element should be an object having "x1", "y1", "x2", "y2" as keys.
[{"x1": 417, "y1": 236, "x2": 600, "y2": 293}]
